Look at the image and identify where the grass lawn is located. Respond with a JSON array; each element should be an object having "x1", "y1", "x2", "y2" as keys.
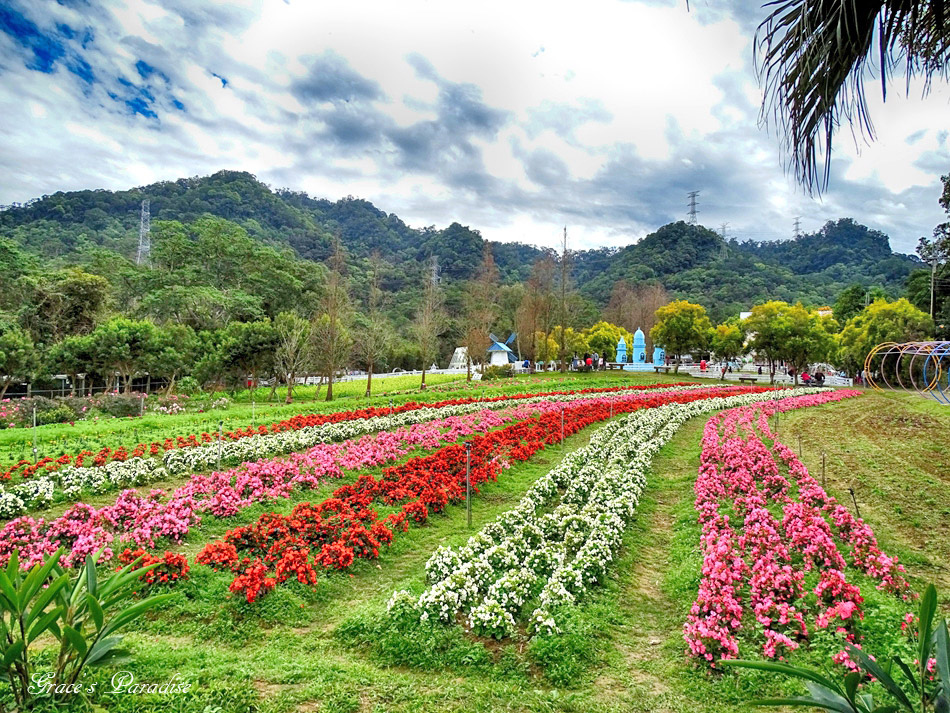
[{"x1": 5, "y1": 382, "x2": 947, "y2": 712}]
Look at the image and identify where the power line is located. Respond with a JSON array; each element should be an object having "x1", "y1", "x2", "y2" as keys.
[{"x1": 686, "y1": 191, "x2": 700, "y2": 224}]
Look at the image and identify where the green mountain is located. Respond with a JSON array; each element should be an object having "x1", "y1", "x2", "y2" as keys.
[{"x1": 0, "y1": 170, "x2": 922, "y2": 322}]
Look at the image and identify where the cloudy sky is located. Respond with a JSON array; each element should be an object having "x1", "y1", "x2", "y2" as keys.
[{"x1": 1, "y1": 0, "x2": 948, "y2": 254}]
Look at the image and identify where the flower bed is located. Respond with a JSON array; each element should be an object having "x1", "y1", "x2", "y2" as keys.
[
  {"x1": 195, "y1": 385, "x2": 775, "y2": 603},
  {"x1": 0, "y1": 386, "x2": 714, "y2": 568},
  {"x1": 0, "y1": 384, "x2": 704, "y2": 519},
  {"x1": 393, "y1": 389, "x2": 820, "y2": 639},
  {"x1": 682, "y1": 390, "x2": 910, "y2": 667},
  {"x1": 2, "y1": 382, "x2": 698, "y2": 482}
]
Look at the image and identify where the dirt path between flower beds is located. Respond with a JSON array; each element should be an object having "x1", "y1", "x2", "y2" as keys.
[{"x1": 591, "y1": 416, "x2": 741, "y2": 713}]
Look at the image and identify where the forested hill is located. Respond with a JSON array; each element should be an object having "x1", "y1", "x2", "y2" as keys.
[{"x1": 0, "y1": 170, "x2": 921, "y2": 320}]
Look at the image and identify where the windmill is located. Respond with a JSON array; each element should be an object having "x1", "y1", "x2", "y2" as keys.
[{"x1": 487, "y1": 333, "x2": 518, "y2": 366}]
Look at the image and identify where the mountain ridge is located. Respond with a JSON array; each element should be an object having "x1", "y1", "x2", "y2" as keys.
[{"x1": 0, "y1": 169, "x2": 922, "y2": 321}]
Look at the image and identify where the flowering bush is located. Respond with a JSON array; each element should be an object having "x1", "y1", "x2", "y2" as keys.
[
  {"x1": 682, "y1": 391, "x2": 910, "y2": 668},
  {"x1": 117, "y1": 547, "x2": 190, "y2": 586}
]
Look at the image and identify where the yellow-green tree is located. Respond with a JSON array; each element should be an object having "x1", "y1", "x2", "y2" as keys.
[
  {"x1": 650, "y1": 300, "x2": 712, "y2": 373},
  {"x1": 837, "y1": 298, "x2": 933, "y2": 376},
  {"x1": 710, "y1": 321, "x2": 747, "y2": 377},
  {"x1": 552, "y1": 326, "x2": 590, "y2": 359},
  {"x1": 583, "y1": 321, "x2": 634, "y2": 361},
  {"x1": 746, "y1": 301, "x2": 838, "y2": 384}
]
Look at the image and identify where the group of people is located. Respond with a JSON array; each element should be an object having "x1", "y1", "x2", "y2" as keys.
[{"x1": 571, "y1": 353, "x2": 607, "y2": 371}]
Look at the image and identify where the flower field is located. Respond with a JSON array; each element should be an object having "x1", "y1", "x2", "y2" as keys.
[
  {"x1": 396, "y1": 388, "x2": 834, "y2": 639},
  {"x1": 0, "y1": 382, "x2": 701, "y2": 518},
  {"x1": 1, "y1": 371, "x2": 946, "y2": 713},
  {"x1": 684, "y1": 390, "x2": 911, "y2": 667},
  {"x1": 0, "y1": 383, "x2": 732, "y2": 570}
]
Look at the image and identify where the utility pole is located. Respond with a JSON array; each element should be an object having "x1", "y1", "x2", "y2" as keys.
[
  {"x1": 558, "y1": 226, "x2": 568, "y2": 372},
  {"x1": 793, "y1": 216, "x2": 801, "y2": 239},
  {"x1": 687, "y1": 191, "x2": 700, "y2": 224},
  {"x1": 932, "y1": 255, "x2": 938, "y2": 319}
]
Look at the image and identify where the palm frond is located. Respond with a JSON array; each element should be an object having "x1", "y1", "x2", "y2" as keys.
[{"x1": 755, "y1": 0, "x2": 950, "y2": 194}]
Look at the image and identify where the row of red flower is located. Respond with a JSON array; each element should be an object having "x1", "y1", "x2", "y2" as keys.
[
  {"x1": 186, "y1": 385, "x2": 773, "y2": 602},
  {"x1": 683, "y1": 391, "x2": 910, "y2": 668},
  {"x1": 4, "y1": 382, "x2": 699, "y2": 481}
]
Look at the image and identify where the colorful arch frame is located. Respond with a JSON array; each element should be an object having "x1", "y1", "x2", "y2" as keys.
[{"x1": 865, "y1": 341, "x2": 950, "y2": 404}]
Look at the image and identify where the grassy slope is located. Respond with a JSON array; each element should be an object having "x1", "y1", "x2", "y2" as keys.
[{"x1": 9, "y1": 383, "x2": 948, "y2": 712}]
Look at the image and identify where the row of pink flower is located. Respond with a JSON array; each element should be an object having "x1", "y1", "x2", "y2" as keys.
[
  {"x1": 0, "y1": 386, "x2": 737, "y2": 570},
  {"x1": 683, "y1": 390, "x2": 910, "y2": 667}
]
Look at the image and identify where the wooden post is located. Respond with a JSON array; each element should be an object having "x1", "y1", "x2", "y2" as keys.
[
  {"x1": 560, "y1": 402, "x2": 565, "y2": 445},
  {"x1": 217, "y1": 420, "x2": 223, "y2": 471},
  {"x1": 465, "y1": 441, "x2": 472, "y2": 529}
]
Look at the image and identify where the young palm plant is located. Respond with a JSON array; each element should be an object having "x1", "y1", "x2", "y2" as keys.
[
  {"x1": 721, "y1": 584, "x2": 950, "y2": 713},
  {"x1": 0, "y1": 548, "x2": 173, "y2": 708}
]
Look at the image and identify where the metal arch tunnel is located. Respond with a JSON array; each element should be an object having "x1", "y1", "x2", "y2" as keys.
[{"x1": 865, "y1": 341, "x2": 950, "y2": 404}]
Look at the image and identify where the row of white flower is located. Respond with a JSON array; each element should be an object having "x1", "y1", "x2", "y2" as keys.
[
  {"x1": 388, "y1": 388, "x2": 822, "y2": 639},
  {"x1": 0, "y1": 384, "x2": 708, "y2": 520}
]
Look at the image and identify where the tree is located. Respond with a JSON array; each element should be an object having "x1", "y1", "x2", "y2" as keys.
[
  {"x1": 214, "y1": 320, "x2": 279, "y2": 395},
  {"x1": 710, "y1": 321, "x2": 747, "y2": 374},
  {"x1": 273, "y1": 312, "x2": 313, "y2": 403},
  {"x1": 414, "y1": 261, "x2": 446, "y2": 390},
  {"x1": 148, "y1": 324, "x2": 200, "y2": 393},
  {"x1": 837, "y1": 298, "x2": 934, "y2": 376},
  {"x1": 552, "y1": 326, "x2": 590, "y2": 359},
  {"x1": 353, "y1": 253, "x2": 391, "y2": 397},
  {"x1": 87, "y1": 318, "x2": 159, "y2": 393},
  {"x1": 757, "y1": 2, "x2": 950, "y2": 191},
  {"x1": 515, "y1": 255, "x2": 556, "y2": 364},
  {"x1": 14, "y1": 268, "x2": 110, "y2": 346},
  {"x1": 0, "y1": 327, "x2": 39, "y2": 399},
  {"x1": 48, "y1": 335, "x2": 94, "y2": 396},
  {"x1": 778, "y1": 303, "x2": 838, "y2": 382},
  {"x1": 583, "y1": 321, "x2": 634, "y2": 361},
  {"x1": 604, "y1": 280, "x2": 669, "y2": 353},
  {"x1": 650, "y1": 300, "x2": 713, "y2": 372},
  {"x1": 746, "y1": 301, "x2": 838, "y2": 383},
  {"x1": 461, "y1": 244, "x2": 500, "y2": 380},
  {"x1": 834, "y1": 284, "x2": 887, "y2": 323},
  {"x1": 311, "y1": 240, "x2": 352, "y2": 401}
]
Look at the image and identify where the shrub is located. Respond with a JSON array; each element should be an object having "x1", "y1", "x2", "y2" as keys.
[
  {"x1": 482, "y1": 365, "x2": 513, "y2": 381},
  {"x1": 176, "y1": 376, "x2": 200, "y2": 395},
  {"x1": 0, "y1": 549, "x2": 173, "y2": 708}
]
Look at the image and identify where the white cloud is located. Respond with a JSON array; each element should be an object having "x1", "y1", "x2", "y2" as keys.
[{"x1": 0, "y1": 0, "x2": 946, "y2": 257}]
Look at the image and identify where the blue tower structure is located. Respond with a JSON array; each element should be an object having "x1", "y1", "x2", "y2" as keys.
[
  {"x1": 653, "y1": 346, "x2": 665, "y2": 365},
  {"x1": 615, "y1": 336, "x2": 627, "y2": 363},
  {"x1": 632, "y1": 328, "x2": 646, "y2": 363}
]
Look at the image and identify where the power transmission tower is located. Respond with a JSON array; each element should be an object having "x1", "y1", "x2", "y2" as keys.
[
  {"x1": 687, "y1": 191, "x2": 700, "y2": 224},
  {"x1": 793, "y1": 216, "x2": 802, "y2": 239},
  {"x1": 430, "y1": 255, "x2": 440, "y2": 285},
  {"x1": 136, "y1": 199, "x2": 151, "y2": 266},
  {"x1": 719, "y1": 223, "x2": 729, "y2": 260}
]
